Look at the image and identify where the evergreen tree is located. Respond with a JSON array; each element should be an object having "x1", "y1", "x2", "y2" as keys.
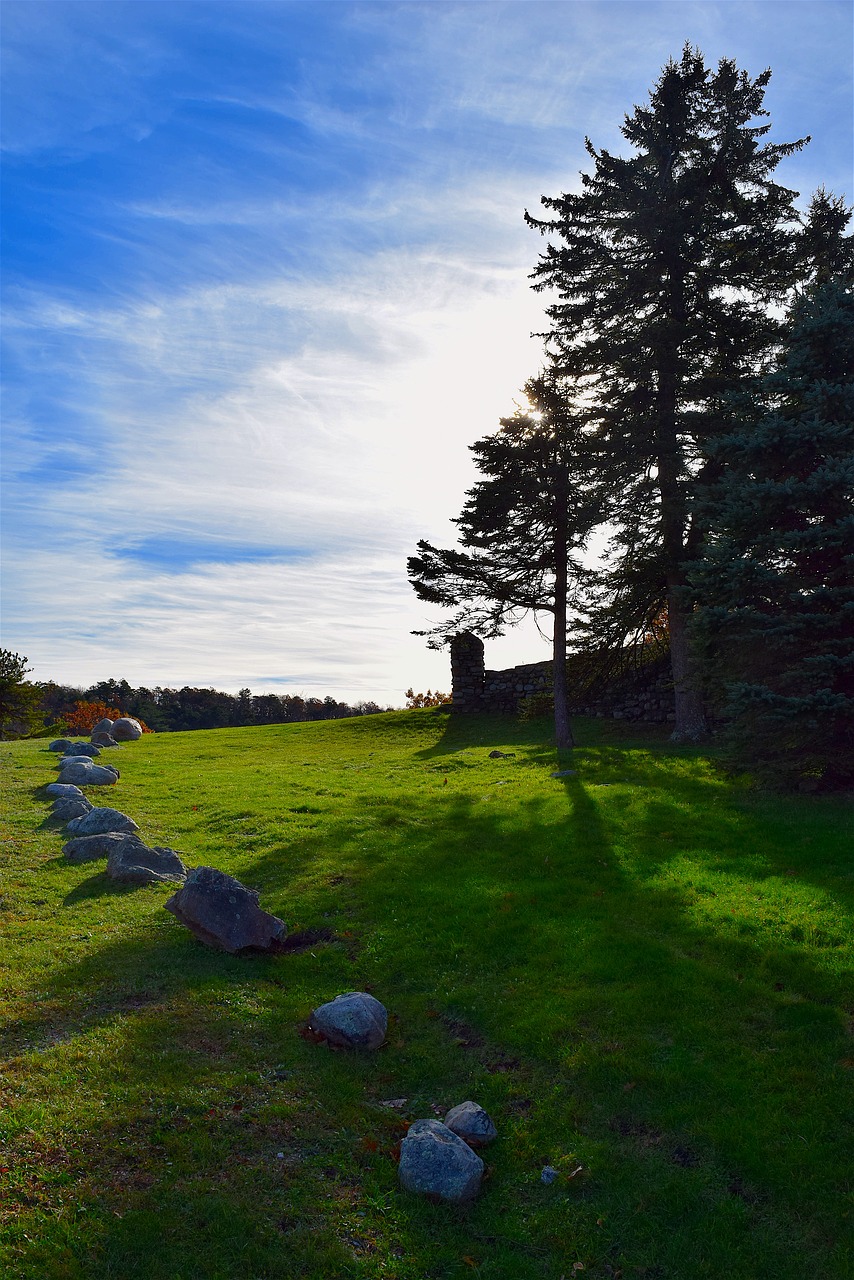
[
  {"x1": 690, "y1": 273, "x2": 854, "y2": 788},
  {"x1": 526, "y1": 46, "x2": 809, "y2": 739},
  {"x1": 408, "y1": 377, "x2": 603, "y2": 749},
  {"x1": 0, "y1": 650, "x2": 44, "y2": 739}
]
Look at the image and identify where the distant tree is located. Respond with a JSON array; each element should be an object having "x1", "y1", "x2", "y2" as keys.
[
  {"x1": 0, "y1": 650, "x2": 43, "y2": 739},
  {"x1": 527, "y1": 46, "x2": 810, "y2": 739},
  {"x1": 408, "y1": 375, "x2": 603, "y2": 749},
  {"x1": 691, "y1": 269, "x2": 854, "y2": 788}
]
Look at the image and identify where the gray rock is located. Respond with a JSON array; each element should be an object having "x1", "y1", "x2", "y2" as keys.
[
  {"x1": 49, "y1": 739, "x2": 74, "y2": 752},
  {"x1": 541, "y1": 1165, "x2": 559, "y2": 1185},
  {"x1": 66, "y1": 807, "x2": 139, "y2": 836},
  {"x1": 111, "y1": 717, "x2": 143, "y2": 741},
  {"x1": 91, "y1": 732, "x2": 120, "y2": 747},
  {"x1": 107, "y1": 843, "x2": 187, "y2": 885},
  {"x1": 444, "y1": 1101, "x2": 497, "y2": 1148},
  {"x1": 398, "y1": 1119, "x2": 484, "y2": 1203},
  {"x1": 45, "y1": 782, "x2": 87, "y2": 800},
  {"x1": 488, "y1": 750, "x2": 516, "y2": 759},
  {"x1": 56, "y1": 760, "x2": 119, "y2": 787},
  {"x1": 163, "y1": 866, "x2": 286, "y2": 953},
  {"x1": 62, "y1": 742, "x2": 101, "y2": 758},
  {"x1": 63, "y1": 832, "x2": 146, "y2": 864},
  {"x1": 309, "y1": 991, "x2": 387, "y2": 1050},
  {"x1": 51, "y1": 797, "x2": 94, "y2": 821},
  {"x1": 90, "y1": 718, "x2": 114, "y2": 736}
]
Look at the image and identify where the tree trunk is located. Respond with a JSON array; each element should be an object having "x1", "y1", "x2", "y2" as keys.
[
  {"x1": 666, "y1": 576, "x2": 708, "y2": 742},
  {"x1": 552, "y1": 490, "x2": 575, "y2": 750},
  {"x1": 656, "y1": 339, "x2": 708, "y2": 742}
]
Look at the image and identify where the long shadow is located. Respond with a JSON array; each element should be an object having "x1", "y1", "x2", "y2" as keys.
[{"x1": 6, "y1": 720, "x2": 852, "y2": 1279}]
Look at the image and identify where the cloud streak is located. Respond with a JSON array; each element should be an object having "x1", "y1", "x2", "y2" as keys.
[{"x1": 2, "y1": 1, "x2": 851, "y2": 701}]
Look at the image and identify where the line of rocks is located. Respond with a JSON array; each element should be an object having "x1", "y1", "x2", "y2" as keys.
[
  {"x1": 40, "y1": 722, "x2": 501, "y2": 1205},
  {"x1": 45, "y1": 721, "x2": 188, "y2": 886}
]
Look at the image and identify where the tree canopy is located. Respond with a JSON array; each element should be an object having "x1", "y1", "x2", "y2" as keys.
[
  {"x1": 526, "y1": 45, "x2": 811, "y2": 739},
  {"x1": 408, "y1": 376, "x2": 603, "y2": 748}
]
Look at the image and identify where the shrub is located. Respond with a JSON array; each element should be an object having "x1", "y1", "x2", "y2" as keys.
[{"x1": 405, "y1": 688, "x2": 452, "y2": 709}]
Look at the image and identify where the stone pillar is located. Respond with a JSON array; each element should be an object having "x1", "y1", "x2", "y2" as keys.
[{"x1": 449, "y1": 632, "x2": 485, "y2": 714}]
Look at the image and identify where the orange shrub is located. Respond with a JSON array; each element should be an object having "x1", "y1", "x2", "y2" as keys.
[{"x1": 65, "y1": 700, "x2": 152, "y2": 735}]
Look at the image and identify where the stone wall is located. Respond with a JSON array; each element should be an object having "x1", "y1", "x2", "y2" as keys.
[{"x1": 449, "y1": 632, "x2": 674, "y2": 724}]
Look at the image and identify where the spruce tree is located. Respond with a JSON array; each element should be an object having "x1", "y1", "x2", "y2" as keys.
[
  {"x1": 691, "y1": 273, "x2": 854, "y2": 788},
  {"x1": 526, "y1": 46, "x2": 809, "y2": 740},
  {"x1": 408, "y1": 377, "x2": 602, "y2": 750}
]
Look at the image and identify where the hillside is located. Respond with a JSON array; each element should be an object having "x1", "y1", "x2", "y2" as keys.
[{"x1": 1, "y1": 711, "x2": 852, "y2": 1279}]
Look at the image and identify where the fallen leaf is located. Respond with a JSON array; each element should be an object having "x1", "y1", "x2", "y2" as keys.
[
  {"x1": 463, "y1": 1257, "x2": 478, "y2": 1268},
  {"x1": 623, "y1": 1081, "x2": 636, "y2": 1092}
]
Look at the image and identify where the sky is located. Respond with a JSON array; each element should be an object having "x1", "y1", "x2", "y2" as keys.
[{"x1": 2, "y1": 0, "x2": 852, "y2": 705}]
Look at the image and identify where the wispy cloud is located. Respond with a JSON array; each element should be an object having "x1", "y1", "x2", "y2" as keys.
[{"x1": 2, "y1": 1, "x2": 851, "y2": 701}]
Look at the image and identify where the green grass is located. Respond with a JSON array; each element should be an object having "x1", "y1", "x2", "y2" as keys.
[{"x1": 1, "y1": 710, "x2": 852, "y2": 1279}]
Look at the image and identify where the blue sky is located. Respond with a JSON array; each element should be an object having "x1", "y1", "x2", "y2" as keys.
[{"x1": 2, "y1": 0, "x2": 852, "y2": 702}]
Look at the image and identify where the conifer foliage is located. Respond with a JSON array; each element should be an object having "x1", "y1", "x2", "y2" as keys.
[
  {"x1": 526, "y1": 45, "x2": 809, "y2": 740},
  {"x1": 408, "y1": 377, "x2": 602, "y2": 749},
  {"x1": 691, "y1": 275, "x2": 854, "y2": 787}
]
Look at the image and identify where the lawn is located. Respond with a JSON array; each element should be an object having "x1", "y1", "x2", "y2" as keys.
[{"x1": 1, "y1": 709, "x2": 852, "y2": 1279}]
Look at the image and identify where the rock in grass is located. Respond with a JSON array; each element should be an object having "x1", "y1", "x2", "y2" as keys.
[
  {"x1": 51, "y1": 797, "x2": 94, "y2": 821},
  {"x1": 107, "y1": 843, "x2": 187, "y2": 885},
  {"x1": 163, "y1": 866, "x2": 286, "y2": 953},
  {"x1": 56, "y1": 760, "x2": 119, "y2": 787},
  {"x1": 111, "y1": 717, "x2": 143, "y2": 741},
  {"x1": 62, "y1": 742, "x2": 101, "y2": 758},
  {"x1": 63, "y1": 832, "x2": 146, "y2": 864},
  {"x1": 398, "y1": 1119, "x2": 484, "y2": 1203},
  {"x1": 90, "y1": 718, "x2": 114, "y2": 736},
  {"x1": 49, "y1": 739, "x2": 74, "y2": 752},
  {"x1": 444, "y1": 1101, "x2": 497, "y2": 1148},
  {"x1": 309, "y1": 991, "x2": 387, "y2": 1050},
  {"x1": 45, "y1": 782, "x2": 87, "y2": 800},
  {"x1": 67, "y1": 807, "x2": 139, "y2": 837},
  {"x1": 91, "y1": 732, "x2": 119, "y2": 747}
]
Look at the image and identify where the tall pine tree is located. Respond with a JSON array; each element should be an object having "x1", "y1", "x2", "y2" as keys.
[
  {"x1": 526, "y1": 46, "x2": 808, "y2": 740},
  {"x1": 690, "y1": 269, "x2": 854, "y2": 788},
  {"x1": 408, "y1": 377, "x2": 602, "y2": 749}
]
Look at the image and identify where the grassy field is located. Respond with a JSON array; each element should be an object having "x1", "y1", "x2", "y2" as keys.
[{"x1": 1, "y1": 709, "x2": 852, "y2": 1280}]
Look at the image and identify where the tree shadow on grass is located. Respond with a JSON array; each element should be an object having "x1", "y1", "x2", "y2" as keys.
[{"x1": 5, "y1": 735, "x2": 852, "y2": 1280}]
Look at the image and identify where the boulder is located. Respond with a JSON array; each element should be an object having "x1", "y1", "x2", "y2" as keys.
[
  {"x1": 111, "y1": 717, "x2": 143, "y2": 741},
  {"x1": 63, "y1": 832, "x2": 146, "y2": 864},
  {"x1": 49, "y1": 739, "x2": 74, "y2": 752},
  {"x1": 91, "y1": 732, "x2": 119, "y2": 747},
  {"x1": 62, "y1": 742, "x2": 101, "y2": 758},
  {"x1": 45, "y1": 782, "x2": 87, "y2": 800},
  {"x1": 444, "y1": 1101, "x2": 497, "y2": 1148},
  {"x1": 107, "y1": 843, "x2": 187, "y2": 885},
  {"x1": 398, "y1": 1120, "x2": 484, "y2": 1203},
  {"x1": 67, "y1": 807, "x2": 140, "y2": 837},
  {"x1": 91, "y1": 718, "x2": 114, "y2": 736},
  {"x1": 51, "y1": 797, "x2": 94, "y2": 821},
  {"x1": 309, "y1": 991, "x2": 387, "y2": 1050},
  {"x1": 56, "y1": 760, "x2": 119, "y2": 787},
  {"x1": 163, "y1": 866, "x2": 286, "y2": 953}
]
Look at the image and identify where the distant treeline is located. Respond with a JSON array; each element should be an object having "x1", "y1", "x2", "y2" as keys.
[{"x1": 39, "y1": 679, "x2": 394, "y2": 734}]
